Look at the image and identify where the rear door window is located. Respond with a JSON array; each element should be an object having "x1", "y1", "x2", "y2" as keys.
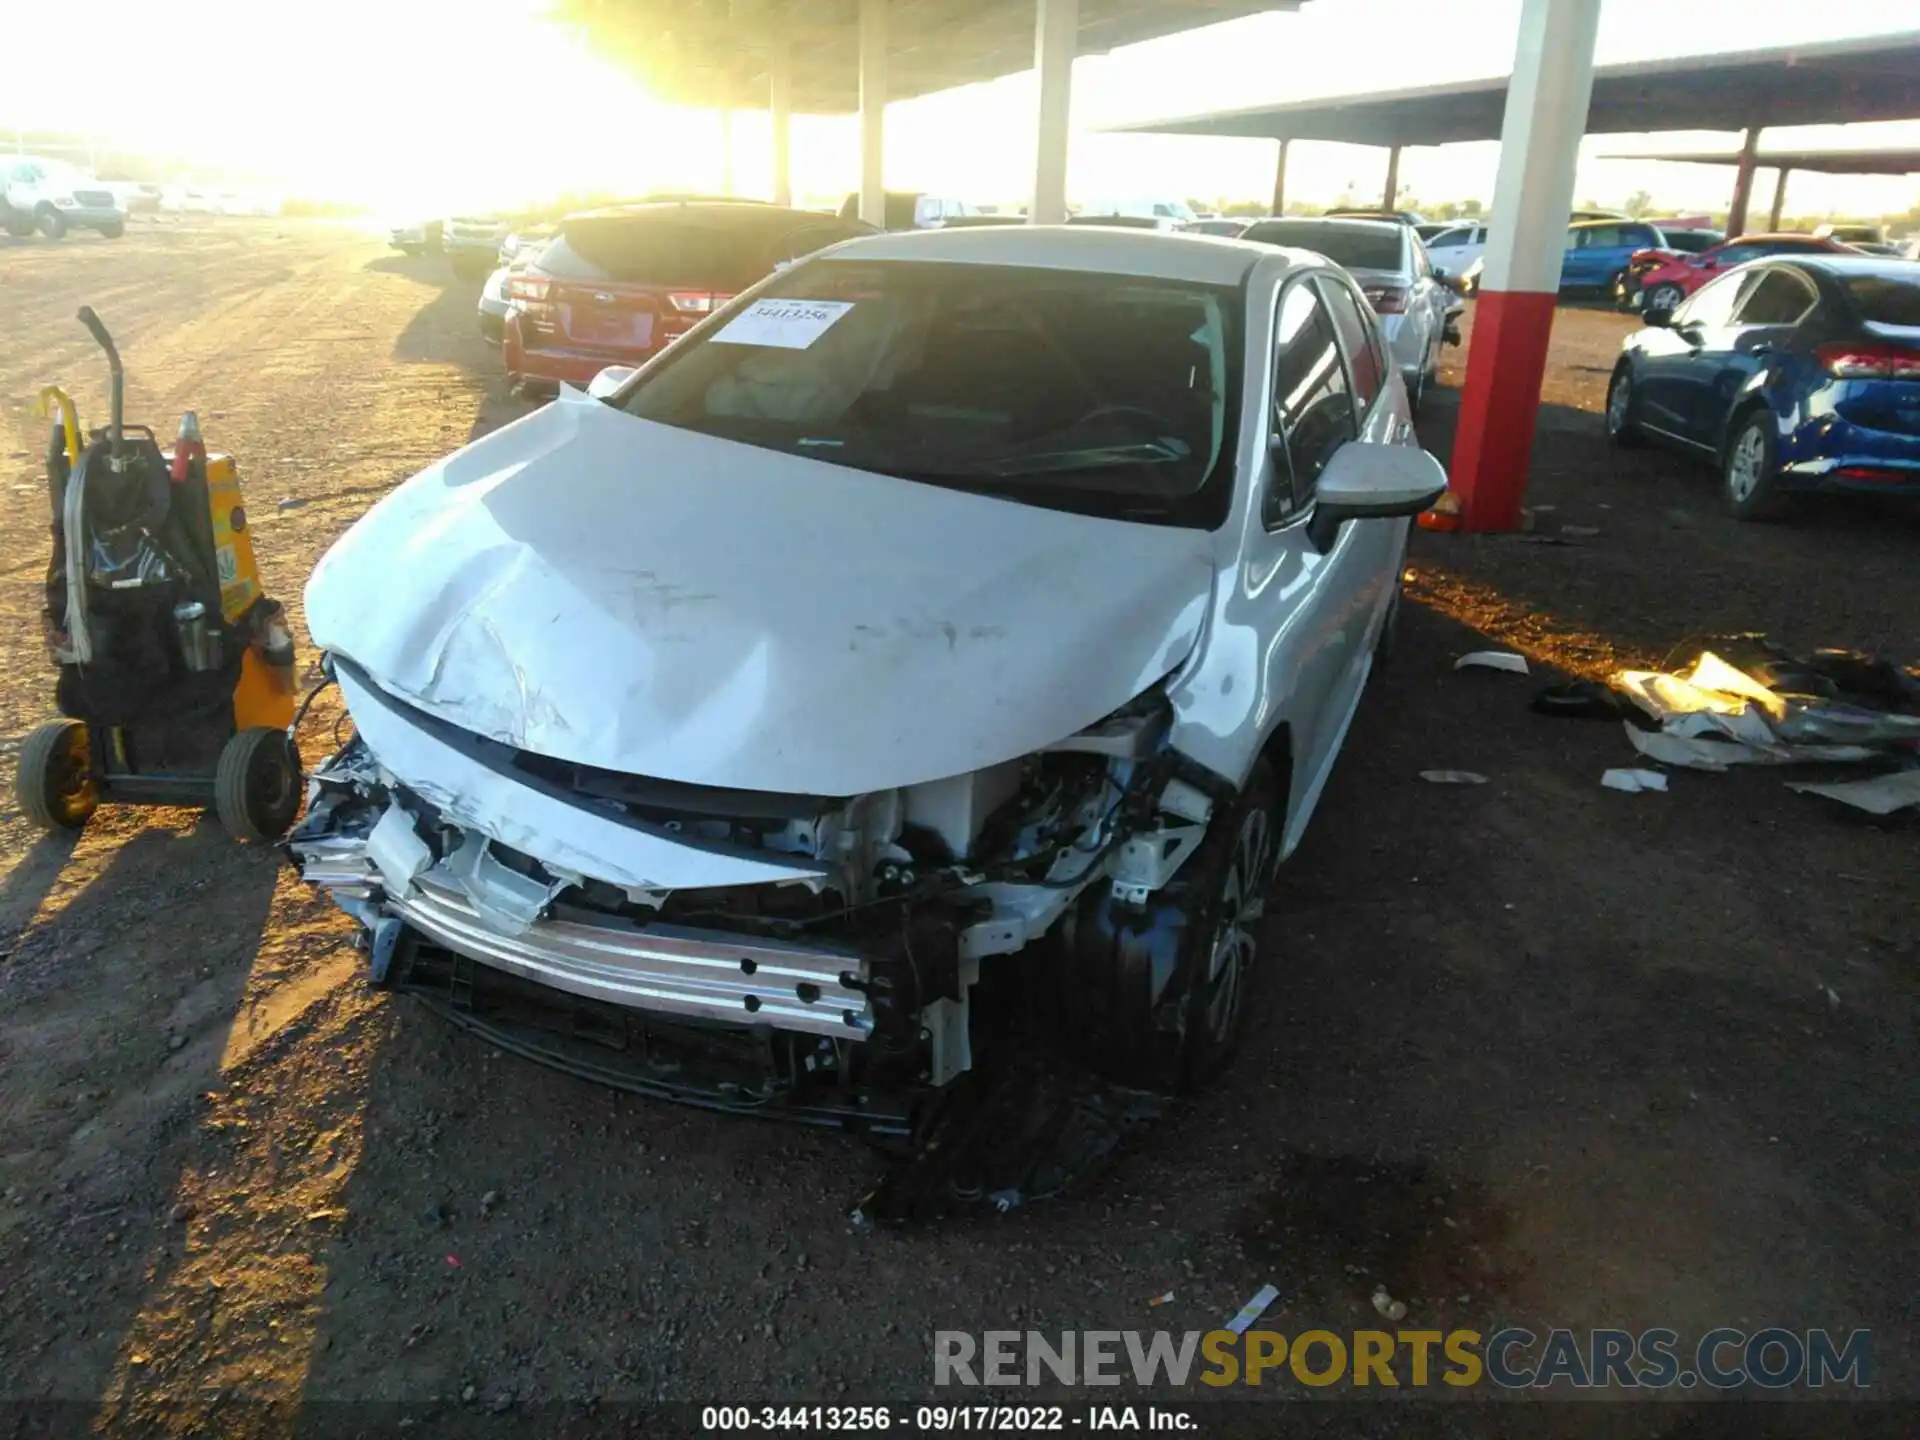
[
  {"x1": 1731, "y1": 268, "x2": 1820, "y2": 326},
  {"x1": 1318, "y1": 276, "x2": 1385, "y2": 416}
]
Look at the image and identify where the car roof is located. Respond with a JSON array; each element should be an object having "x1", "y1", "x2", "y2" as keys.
[
  {"x1": 1788, "y1": 255, "x2": 1920, "y2": 280},
  {"x1": 824, "y1": 225, "x2": 1271, "y2": 285},
  {"x1": 1247, "y1": 216, "x2": 1405, "y2": 236},
  {"x1": 1724, "y1": 232, "x2": 1828, "y2": 245},
  {"x1": 566, "y1": 201, "x2": 852, "y2": 229},
  {"x1": 1569, "y1": 217, "x2": 1655, "y2": 231}
]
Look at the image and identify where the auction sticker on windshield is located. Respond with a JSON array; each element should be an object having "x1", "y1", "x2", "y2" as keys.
[{"x1": 713, "y1": 298, "x2": 855, "y2": 349}]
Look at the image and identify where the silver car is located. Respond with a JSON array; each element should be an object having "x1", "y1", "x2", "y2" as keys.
[
  {"x1": 291, "y1": 227, "x2": 1446, "y2": 1120},
  {"x1": 1240, "y1": 217, "x2": 1460, "y2": 411}
]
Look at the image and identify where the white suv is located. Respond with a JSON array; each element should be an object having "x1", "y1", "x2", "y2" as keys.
[{"x1": 1, "y1": 157, "x2": 126, "y2": 240}]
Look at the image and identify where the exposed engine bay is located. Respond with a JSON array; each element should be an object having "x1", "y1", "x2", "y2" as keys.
[{"x1": 290, "y1": 659, "x2": 1220, "y2": 1130}]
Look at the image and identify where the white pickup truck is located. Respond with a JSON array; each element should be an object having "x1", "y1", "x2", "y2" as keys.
[{"x1": 2, "y1": 156, "x2": 126, "y2": 240}]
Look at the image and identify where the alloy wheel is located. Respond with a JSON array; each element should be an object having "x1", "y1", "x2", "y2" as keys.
[
  {"x1": 1202, "y1": 807, "x2": 1272, "y2": 1041},
  {"x1": 1728, "y1": 426, "x2": 1766, "y2": 502}
]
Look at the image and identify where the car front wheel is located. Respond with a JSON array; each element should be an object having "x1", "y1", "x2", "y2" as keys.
[
  {"x1": 1722, "y1": 412, "x2": 1789, "y2": 521},
  {"x1": 1055, "y1": 758, "x2": 1280, "y2": 1093},
  {"x1": 36, "y1": 205, "x2": 66, "y2": 239},
  {"x1": 1646, "y1": 281, "x2": 1685, "y2": 311}
]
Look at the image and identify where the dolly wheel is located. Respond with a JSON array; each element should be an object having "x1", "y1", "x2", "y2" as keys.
[
  {"x1": 15, "y1": 720, "x2": 98, "y2": 831},
  {"x1": 215, "y1": 728, "x2": 302, "y2": 843}
]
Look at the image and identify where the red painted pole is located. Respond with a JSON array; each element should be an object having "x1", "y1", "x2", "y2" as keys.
[{"x1": 1447, "y1": 0, "x2": 1603, "y2": 532}]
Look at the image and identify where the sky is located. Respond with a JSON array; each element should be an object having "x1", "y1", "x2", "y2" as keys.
[{"x1": 3, "y1": 0, "x2": 1918, "y2": 219}]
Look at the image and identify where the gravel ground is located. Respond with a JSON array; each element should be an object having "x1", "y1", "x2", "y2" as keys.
[{"x1": 0, "y1": 220, "x2": 1913, "y2": 1438}]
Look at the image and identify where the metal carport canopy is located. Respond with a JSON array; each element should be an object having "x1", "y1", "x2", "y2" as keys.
[
  {"x1": 1104, "y1": 31, "x2": 1920, "y2": 144},
  {"x1": 561, "y1": 0, "x2": 1304, "y2": 112},
  {"x1": 1599, "y1": 145, "x2": 1920, "y2": 175}
]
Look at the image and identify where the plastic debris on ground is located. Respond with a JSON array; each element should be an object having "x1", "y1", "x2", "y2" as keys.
[
  {"x1": 1148, "y1": 1291, "x2": 1175, "y2": 1308},
  {"x1": 1604, "y1": 638, "x2": 1920, "y2": 793},
  {"x1": 1225, "y1": 1284, "x2": 1281, "y2": 1336},
  {"x1": 1419, "y1": 770, "x2": 1488, "y2": 786},
  {"x1": 1455, "y1": 651, "x2": 1530, "y2": 676},
  {"x1": 1601, "y1": 768, "x2": 1668, "y2": 794},
  {"x1": 1370, "y1": 1286, "x2": 1408, "y2": 1322},
  {"x1": 1786, "y1": 770, "x2": 1920, "y2": 816}
]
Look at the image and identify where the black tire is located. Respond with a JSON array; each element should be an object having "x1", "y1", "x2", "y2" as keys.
[
  {"x1": 1645, "y1": 281, "x2": 1685, "y2": 312},
  {"x1": 100, "y1": 221, "x2": 125, "y2": 239},
  {"x1": 1604, "y1": 362, "x2": 1644, "y2": 446},
  {"x1": 36, "y1": 206, "x2": 66, "y2": 240},
  {"x1": 15, "y1": 719, "x2": 97, "y2": 831},
  {"x1": 1056, "y1": 759, "x2": 1280, "y2": 1093},
  {"x1": 214, "y1": 728, "x2": 302, "y2": 842},
  {"x1": 1722, "y1": 410, "x2": 1789, "y2": 521},
  {"x1": 1406, "y1": 361, "x2": 1426, "y2": 415}
]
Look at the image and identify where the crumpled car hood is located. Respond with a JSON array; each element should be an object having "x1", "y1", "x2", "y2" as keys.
[{"x1": 306, "y1": 393, "x2": 1213, "y2": 796}]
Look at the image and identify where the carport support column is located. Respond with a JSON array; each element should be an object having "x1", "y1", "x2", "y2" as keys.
[
  {"x1": 1726, "y1": 126, "x2": 1760, "y2": 238},
  {"x1": 770, "y1": 42, "x2": 794, "y2": 207},
  {"x1": 1382, "y1": 144, "x2": 1401, "y2": 211},
  {"x1": 1448, "y1": 0, "x2": 1601, "y2": 533},
  {"x1": 1271, "y1": 138, "x2": 1289, "y2": 215},
  {"x1": 859, "y1": 0, "x2": 888, "y2": 228},
  {"x1": 1767, "y1": 166, "x2": 1790, "y2": 231},
  {"x1": 1028, "y1": 0, "x2": 1078, "y2": 225}
]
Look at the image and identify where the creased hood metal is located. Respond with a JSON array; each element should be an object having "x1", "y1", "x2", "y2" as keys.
[{"x1": 306, "y1": 393, "x2": 1213, "y2": 795}]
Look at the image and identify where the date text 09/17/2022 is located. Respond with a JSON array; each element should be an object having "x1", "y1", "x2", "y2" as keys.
[{"x1": 701, "y1": 1405, "x2": 1194, "y2": 1432}]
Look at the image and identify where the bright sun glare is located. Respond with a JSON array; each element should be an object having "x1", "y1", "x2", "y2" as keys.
[{"x1": 4, "y1": 0, "x2": 690, "y2": 213}]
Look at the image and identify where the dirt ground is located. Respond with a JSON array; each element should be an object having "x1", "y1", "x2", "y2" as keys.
[{"x1": 0, "y1": 219, "x2": 1914, "y2": 1437}]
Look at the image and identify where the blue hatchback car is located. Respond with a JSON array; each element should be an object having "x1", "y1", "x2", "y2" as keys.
[
  {"x1": 1560, "y1": 219, "x2": 1666, "y2": 294},
  {"x1": 1605, "y1": 256, "x2": 1920, "y2": 518}
]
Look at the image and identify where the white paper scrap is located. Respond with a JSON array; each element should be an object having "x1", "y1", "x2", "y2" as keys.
[
  {"x1": 712, "y1": 298, "x2": 854, "y2": 349},
  {"x1": 1225, "y1": 1284, "x2": 1281, "y2": 1336},
  {"x1": 1454, "y1": 651, "x2": 1530, "y2": 675},
  {"x1": 1601, "y1": 768, "x2": 1668, "y2": 794},
  {"x1": 1787, "y1": 770, "x2": 1920, "y2": 816}
]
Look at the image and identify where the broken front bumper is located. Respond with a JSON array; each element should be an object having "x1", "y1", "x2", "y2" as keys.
[{"x1": 302, "y1": 847, "x2": 873, "y2": 1039}]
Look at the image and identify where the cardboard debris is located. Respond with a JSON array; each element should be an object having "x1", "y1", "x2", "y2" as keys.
[
  {"x1": 1455, "y1": 651, "x2": 1530, "y2": 676},
  {"x1": 1786, "y1": 770, "x2": 1920, "y2": 816},
  {"x1": 1601, "y1": 768, "x2": 1668, "y2": 793}
]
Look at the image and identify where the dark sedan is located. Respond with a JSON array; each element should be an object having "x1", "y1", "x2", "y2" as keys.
[{"x1": 1605, "y1": 257, "x2": 1920, "y2": 519}]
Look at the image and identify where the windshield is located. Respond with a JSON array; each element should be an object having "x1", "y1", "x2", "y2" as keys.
[
  {"x1": 1843, "y1": 272, "x2": 1920, "y2": 327},
  {"x1": 1240, "y1": 222, "x2": 1404, "y2": 272},
  {"x1": 621, "y1": 258, "x2": 1240, "y2": 526}
]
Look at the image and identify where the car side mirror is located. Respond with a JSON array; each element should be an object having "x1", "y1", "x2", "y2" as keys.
[
  {"x1": 1308, "y1": 442, "x2": 1449, "y2": 553},
  {"x1": 586, "y1": 365, "x2": 637, "y2": 401},
  {"x1": 1642, "y1": 305, "x2": 1674, "y2": 329}
]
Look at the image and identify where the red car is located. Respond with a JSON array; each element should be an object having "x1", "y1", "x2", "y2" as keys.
[
  {"x1": 504, "y1": 201, "x2": 874, "y2": 391},
  {"x1": 1630, "y1": 233, "x2": 1857, "y2": 312}
]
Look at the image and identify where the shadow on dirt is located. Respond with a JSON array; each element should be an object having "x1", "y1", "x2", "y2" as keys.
[
  {"x1": 0, "y1": 816, "x2": 290, "y2": 1408},
  {"x1": 362, "y1": 253, "x2": 461, "y2": 288}
]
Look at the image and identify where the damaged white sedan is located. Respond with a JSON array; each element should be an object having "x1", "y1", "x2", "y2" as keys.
[{"x1": 293, "y1": 225, "x2": 1445, "y2": 1128}]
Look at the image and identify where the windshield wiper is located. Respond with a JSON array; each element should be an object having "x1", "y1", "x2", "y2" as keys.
[{"x1": 974, "y1": 440, "x2": 1188, "y2": 479}]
